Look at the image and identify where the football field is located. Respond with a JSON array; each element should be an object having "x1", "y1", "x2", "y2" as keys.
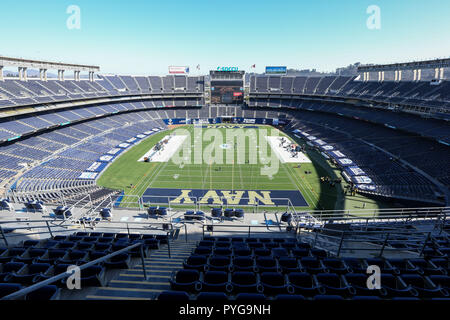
[{"x1": 97, "y1": 125, "x2": 339, "y2": 210}]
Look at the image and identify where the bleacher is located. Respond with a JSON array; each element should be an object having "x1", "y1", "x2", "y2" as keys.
[
  {"x1": 0, "y1": 231, "x2": 166, "y2": 300},
  {"x1": 158, "y1": 231, "x2": 449, "y2": 301},
  {"x1": 249, "y1": 75, "x2": 450, "y2": 112},
  {"x1": 0, "y1": 75, "x2": 205, "y2": 109}
]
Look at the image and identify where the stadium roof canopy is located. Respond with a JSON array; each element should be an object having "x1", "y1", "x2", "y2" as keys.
[
  {"x1": 358, "y1": 58, "x2": 450, "y2": 72},
  {"x1": 0, "y1": 56, "x2": 100, "y2": 72}
]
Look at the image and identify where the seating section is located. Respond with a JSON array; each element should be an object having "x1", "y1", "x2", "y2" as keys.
[
  {"x1": 159, "y1": 235, "x2": 450, "y2": 301},
  {"x1": 249, "y1": 75, "x2": 450, "y2": 111},
  {"x1": 281, "y1": 108, "x2": 449, "y2": 203},
  {"x1": 0, "y1": 231, "x2": 164, "y2": 299},
  {"x1": 0, "y1": 76, "x2": 205, "y2": 108}
]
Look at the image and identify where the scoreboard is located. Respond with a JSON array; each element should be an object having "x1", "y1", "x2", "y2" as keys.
[{"x1": 210, "y1": 70, "x2": 244, "y2": 105}]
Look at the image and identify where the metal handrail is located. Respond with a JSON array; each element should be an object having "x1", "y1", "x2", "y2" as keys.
[
  {"x1": 201, "y1": 222, "x2": 297, "y2": 238},
  {"x1": 1, "y1": 242, "x2": 147, "y2": 300}
]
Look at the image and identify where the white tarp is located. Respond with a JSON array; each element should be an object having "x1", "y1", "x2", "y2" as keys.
[
  {"x1": 138, "y1": 135, "x2": 187, "y2": 162},
  {"x1": 265, "y1": 136, "x2": 311, "y2": 163}
]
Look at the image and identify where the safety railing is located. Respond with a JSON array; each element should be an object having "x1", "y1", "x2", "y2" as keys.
[
  {"x1": 298, "y1": 227, "x2": 434, "y2": 258},
  {"x1": 201, "y1": 222, "x2": 298, "y2": 239},
  {"x1": 297, "y1": 206, "x2": 449, "y2": 223},
  {"x1": 0, "y1": 219, "x2": 176, "y2": 259},
  {"x1": 0, "y1": 242, "x2": 148, "y2": 300}
]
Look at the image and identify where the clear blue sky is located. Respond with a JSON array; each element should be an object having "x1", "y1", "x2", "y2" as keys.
[{"x1": 1, "y1": 0, "x2": 449, "y2": 75}]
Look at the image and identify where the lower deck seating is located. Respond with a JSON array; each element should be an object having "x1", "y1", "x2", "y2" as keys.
[
  {"x1": 159, "y1": 235, "x2": 450, "y2": 301},
  {"x1": 0, "y1": 231, "x2": 166, "y2": 299}
]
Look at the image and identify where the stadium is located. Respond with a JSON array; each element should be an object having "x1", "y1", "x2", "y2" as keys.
[{"x1": 0, "y1": 1, "x2": 449, "y2": 310}]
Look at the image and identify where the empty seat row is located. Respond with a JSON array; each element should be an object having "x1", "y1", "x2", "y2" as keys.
[{"x1": 170, "y1": 269, "x2": 450, "y2": 299}]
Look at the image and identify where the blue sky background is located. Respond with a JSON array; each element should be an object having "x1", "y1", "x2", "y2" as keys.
[{"x1": 1, "y1": 0, "x2": 449, "y2": 75}]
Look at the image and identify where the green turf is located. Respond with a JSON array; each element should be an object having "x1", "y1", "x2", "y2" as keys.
[{"x1": 97, "y1": 124, "x2": 384, "y2": 213}]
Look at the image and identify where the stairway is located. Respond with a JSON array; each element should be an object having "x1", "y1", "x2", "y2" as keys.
[{"x1": 86, "y1": 239, "x2": 198, "y2": 300}]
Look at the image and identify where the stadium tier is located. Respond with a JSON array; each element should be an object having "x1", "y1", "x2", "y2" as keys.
[
  {"x1": 249, "y1": 75, "x2": 450, "y2": 113},
  {"x1": 0, "y1": 65, "x2": 449, "y2": 303}
]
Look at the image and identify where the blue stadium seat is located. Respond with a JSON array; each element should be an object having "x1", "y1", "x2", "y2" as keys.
[
  {"x1": 103, "y1": 253, "x2": 131, "y2": 269},
  {"x1": 0, "y1": 248, "x2": 27, "y2": 263},
  {"x1": 366, "y1": 258, "x2": 398, "y2": 275},
  {"x1": 231, "y1": 271, "x2": 262, "y2": 293},
  {"x1": 233, "y1": 246, "x2": 252, "y2": 257},
  {"x1": 215, "y1": 241, "x2": 231, "y2": 248},
  {"x1": 198, "y1": 240, "x2": 214, "y2": 247},
  {"x1": 310, "y1": 249, "x2": 327, "y2": 258},
  {"x1": 288, "y1": 272, "x2": 324, "y2": 296},
  {"x1": 184, "y1": 210, "x2": 195, "y2": 221},
  {"x1": 201, "y1": 271, "x2": 232, "y2": 293},
  {"x1": 193, "y1": 246, "x2": 212, "y2": 256},
  {"x1": 299, "y1": 257, "x2": 327, "y2": 274},
  {"x1": 183, "y1": 255, "x2": 208, "y2": 271},
  {"x1": 388, "y1": 259, "x2": 420, "y2": 275},
  {"x1": 0, "y1": 283, "x2": 23, "y2": 298},
  {"x1": 292, "y1": 248, "x2": 310, "y2": 258},
  {"x1": 400, "y1": 274, "x2": 449, "y2": 298},
  {"x1": 224, "y1": 208, "x2": 234, "y2": 218},
  {"x1": 211, "y1": 208, "x2": 222, "y2": 218},
  {"x1": 78, "y1": 265, "x2": 106, "y2": 287},
  {"x1": 380, "y1": 274, "x2": 418, "y2": 297},
  {"x1": 254, "y1": 248, "x2": 271, "y2": 257},
  {"x1": 194, "y1": 211, "x2": 205, "y2": 221},
  {"x1": 57, "y1": 241, "x2": 77, "y2": 250},
  {"x1": 206, "y1": 255, "x2": 232, "y2": 272},
  {"x1": 260, "y1": 272, "x2": 293, "y2": 295},
  {"x1": 0, "y1": 262, "x2": 26, "y2": 282},
  {"x1": 170, "y1": 269, "x2": 202, "y2": 293},
  {"x1": 156, "y1": 207, "x2": 167, "y2": 216},
  {"x1": 57, "y1": 250, "x2": 89, "y2": 265},
  {"x1": 408, "y1": 258, "x2": 445, "y2": 276},
  {"x1": 271, "y1": 248, "x2": 289, "y2": 259},
  {"x1": 281, "y1": 242, "x2": 297, "y2": 251},
  {"x1": 322, "y1": 258, "x2": 349, "y2": 274},
  {"x1": 23, "y1": 240, "x2": 39, "y2": 248},
  {"x1": 14, "y1": 248, "x2": 46, "y2": 264},
  {"x1": 234, "y1": 209, "x2": 244, "y2": 218},
  {"x1": 25, "y1": 285, "x2": 60, "y2": 300},
  {"x1": 278, "y1": 257, "x2": 301, "y2": 273},
  {"x1": 316, "y1": 273, "x2": 355, "y2": 297},
  {"x1": 232, "y1": 256, "x2": 256, "y2": 272},
  {"x1": 256, "y1": 257, "x2": 279, "y2": 273},
  {"x1": 296, "y1": 242, "x2": 311, "y2": 249},
  {"x1": 214, "y1": 247, "x2": 232, "y2": 256},
  {"x1": 6, "y1": 263, "x2": 51, "y2": 284},
  {"x1": 428, "y1": 275, "x2": 450, "y2": 292},
  {"x1": 342, "y1": 258, "x2": 367, "y2": 274},
  {"x1": 344, "y1": 273, "x2": 386, "y2": 297}
]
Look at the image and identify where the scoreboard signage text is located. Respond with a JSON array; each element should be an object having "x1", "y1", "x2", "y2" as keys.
[
  {"x1": 216, "y1": 66, "x2": 239, "y2": 72},
  {"x1": 265, "y1": 66, "x2": 287, "y2": 74},
  {"x1": 169, "y1": 66, "x2": 190, "y2": 74}
]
